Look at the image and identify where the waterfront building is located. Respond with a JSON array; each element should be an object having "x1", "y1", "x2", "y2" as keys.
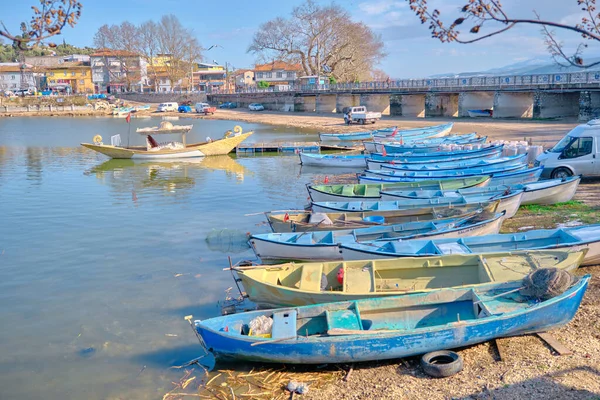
[
  {"x1": 254, "y1": 61, "x2": 301, "y2": 89},
  {"x1": 90, "y1": 49, "x2": 147, "y2": 93}
]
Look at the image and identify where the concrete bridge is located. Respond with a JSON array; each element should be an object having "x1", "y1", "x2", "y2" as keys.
[{"x1": 209, "y1": 71, "x2": 600, "y2": 120}]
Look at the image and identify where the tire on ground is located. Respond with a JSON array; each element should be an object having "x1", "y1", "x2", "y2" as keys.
[{"x1": 420, "y1": 350, "x2": 463, "y2": 378}]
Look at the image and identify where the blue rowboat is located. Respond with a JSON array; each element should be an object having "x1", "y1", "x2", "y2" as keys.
[
  {"x1": 367, "y1": 151, "x2": 502, "y2": 168},
  {"x1": 371, "y1": 144, "x2": 504, "y2": 160},
  {"x1": 358, "y1": 167, "x2": 542, "y2": 185},
  {"x1": 319, "y1": 131, "x2": 373, "y2": 141},
  {"x1": 379, "y1": 154, "x2": 526, "y2": 172},
  {"x1": 381, "y1": 176, "x2": 580, "y2": 206},
  {"x1": 299, "y1": 153, "x2": 366, "y2": 168},
  {"x1": 364, "y1": 164, "x2": 526, "y2": 179},
  {"x1": 193, "y1": 274, "x2": 590, "y2": 364},
  {"x1": 373, "y1": 122, "x2": 454, "y2": 138},
  {"x1": 313, "y1": 190, "x2": 521, "y2": 218},
  {"x1": 339, "y1": 224, "x2": 600, "y2": 264},
  {"x1": 364, "y1": 136, "x2": 486, "y2": 153},
  {"x1": 249, "y1": 212, "x2": 500, "y2": 262}
]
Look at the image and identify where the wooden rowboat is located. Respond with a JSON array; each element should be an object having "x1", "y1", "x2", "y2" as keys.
[
  {"x1": 299, "y1": 153, "x2": 366, "y2": 168},
  {"x1": 340, "y1": 224, "x2": 600, "y2": 264},
  {"x1": 234, "y1": 250, "x2": 585, "y2": 307},
  {"x1": 194, "y1": 271, "x2": 589, "y2": 364},
  {"x1": 307, "y1": 176, "x2": 491, "y2": 203},
  {"x1": 250, "y1": 211, "x2": 503, "y2": 262},
  {"x1": 266, "y1": 202, "x2": 498, "y2": 233},
  {"x1": 81, "y1": 124, "x2": 253, "y2": 159}
]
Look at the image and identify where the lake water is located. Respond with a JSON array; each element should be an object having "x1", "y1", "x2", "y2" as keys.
[{"x1": 0, "y1": 117, "x2": 333, "y2": 399}]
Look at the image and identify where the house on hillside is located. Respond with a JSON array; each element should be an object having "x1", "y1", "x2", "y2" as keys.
[
  {"x1": 90, "y1": 49, "x2": 147, "y2": 93},
  {"x1": 192, "y1": 63, "x2": 226, "y2": 93},
  {"x1": 233, "y1": 69, "x2": 255, "y2": 90},
  {"x1": 0, "y1": 63, "x2": 36, "y2": 92},
  {"x1": 45, "y1": 61, "x2": 94, "y2": 93},
  {"x1": 254, "y1": 61, "x2": 301, "y2": 88}
]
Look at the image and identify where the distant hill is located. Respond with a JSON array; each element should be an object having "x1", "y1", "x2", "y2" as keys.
[{"x1": 429, "y1": 57, "x2": 600, "y2": 78}]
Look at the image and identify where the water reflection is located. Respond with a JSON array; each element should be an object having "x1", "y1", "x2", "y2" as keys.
[{"x1": 86, "y1": 156, "x2": 251, "y2": 198}]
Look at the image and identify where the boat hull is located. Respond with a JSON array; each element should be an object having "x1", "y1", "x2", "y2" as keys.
[
  {"x1": 319, "y1": 132, "x2": 372, "y2": 141},
  {"x1": 195, "y1": 277, "x2": 589, "y2": 363},
  {"x1": 299, "y1": 153, "x2": 366, "y2": 168},
  {"x1": 522, "y1": 176, "x2": 581, "y2": 205},
  {"x1": 81, "y1": 132, "x2": 253, "y2": 159}
]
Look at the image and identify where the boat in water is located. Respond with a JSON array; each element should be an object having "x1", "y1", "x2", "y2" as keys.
[
  {"x1": 299, "y1": 153, "x2": 366, "y2": 168},
  {"x1": 307, "y1": 176, "x2": 491, "y2": 202},
  {"x1": 250, "y1": 211, "x2": 504, "y2": 262},
  {"x1": 193, "y1": 270, "x2": 589, "y2": 363},
  {"x1": 81, "y1": 123, "x2": 252, "y2": 159},
  {"x1": 340, "y1": 225, "x2": 600, "y2": 263}
]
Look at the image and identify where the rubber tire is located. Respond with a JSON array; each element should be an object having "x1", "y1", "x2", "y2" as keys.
[
  {"x1": 551, "y1": 167, "x2": 573, "y2": 179},
  {"x1": 420, "y1": 350, "x2": 463, "y2": 378},
  {"x1": 360, "y1": 119, "x2": 365, "y2": 125}
]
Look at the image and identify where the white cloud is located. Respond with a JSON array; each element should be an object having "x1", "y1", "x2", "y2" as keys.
[
  {"x1": 358, "y1": 0, "x2": 403, "y2": 15},
  {"x1": 560, "y1": 12, "x2": 585, "y2": 26}
]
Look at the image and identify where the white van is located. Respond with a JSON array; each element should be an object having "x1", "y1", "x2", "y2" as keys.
[
  {"x1": 157, "y1": 102, "x2": 178, "y2": 112},
  {"x1": 536, "y1": 119, "x2": 600, "y2": 178}
]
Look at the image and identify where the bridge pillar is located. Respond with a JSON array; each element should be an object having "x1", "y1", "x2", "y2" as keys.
[
  {"x1": 316, "y1": 94, "x2": 337, "y2": 113},
  {"x1": 579, "y1": 91, "x2": 600, "y2": 121},
  {"x1": 458, "y1": 92, "x2": 494, "y2": 117},
  {"x1": 295, "y1": 96, "x2": 316, "y2": 112},
  {"x1": 425, "y1": 93, "x2": 458, "y2": 117},
  {"x1": 533, "y1": 91, "x2": 579, "y2": 119},
  {"x1": 360, "y1": 94, "x2": 390, "y2": 115},
  {"x1": 336, "y1": 94, "x2": 360, "y2": 113},
  {"x1": 493, "y1": 92, "x2": 534, "y2": 118},
  {"x1": 397, "y1": 94, "x2": 426, "y2": 118}
]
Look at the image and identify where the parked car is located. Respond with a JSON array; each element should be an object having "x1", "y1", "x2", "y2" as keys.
[
  {"x1": 218, "y1": 102, "x2": 237, "y2": 109},
  {"x1": 343, "y1": 106, "x2": 381, "y2": 125},
  {"x1": 249, "y1": 103, "x2": 265, "y2": 111},
  {"x1": 157, "y1": 102, "x2": 179, "y2": 112},
  {"x1": 195, "y1": 102, "x2": 216, "y2": 115},
  {"x1": 536, "y1": 119, "x2": 600, "y2": 178},
  {"x1": 178, "y1": 104, "x2": 193, "y2": 113}
]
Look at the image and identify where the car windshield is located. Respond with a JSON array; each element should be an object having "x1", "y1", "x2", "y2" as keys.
[{"x1": 550, "y1": 135, "x2": 576, "y2": 153}]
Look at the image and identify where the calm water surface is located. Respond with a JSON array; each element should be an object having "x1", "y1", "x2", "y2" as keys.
[{"x1": 0, "y1": 117, "x2": 334, "y2": 399}]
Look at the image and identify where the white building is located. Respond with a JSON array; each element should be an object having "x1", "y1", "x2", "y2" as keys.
[
  {"x1": 254, "y1": 61, "x2": 301, "y2": 87},
  {"x1": 0, "y1": 63, "x2": 36, "y2": 92},
  {"x1": 90, "y1": 50, "x2": 147, "y2": 93}
]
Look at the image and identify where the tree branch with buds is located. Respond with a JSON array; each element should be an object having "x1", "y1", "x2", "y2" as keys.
[
  {"x1": 0, "y1": 0, "x2": 82, "y2": 50},
  {"x1": 407, "y1": 0, "x2": 600, "y2": 68}
]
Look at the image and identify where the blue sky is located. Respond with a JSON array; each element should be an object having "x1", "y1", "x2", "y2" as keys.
[{"x1": 2, "y1": 0, "x2": 597, "y2": 78}]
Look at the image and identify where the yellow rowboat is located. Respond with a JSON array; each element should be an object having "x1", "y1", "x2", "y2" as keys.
[
  {"x1": 234, "y1": 250, "x2": 586, "y2": 307},
  {"x1": 266, "y1": 202, "x2": 499, "y2": 232},
  {"x1": 81, "y1": 124, "x2": 252, "y2": 159}
]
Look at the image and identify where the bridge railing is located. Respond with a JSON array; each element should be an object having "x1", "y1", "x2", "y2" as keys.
[{"x1": 227, "y1": 71, "x2": 600, "y2": 94}]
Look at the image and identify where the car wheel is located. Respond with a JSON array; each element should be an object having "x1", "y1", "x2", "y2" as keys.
[
  {"x1": 421, "y1": 350, "x2": 463, "y2": 378},
  {"x1": 551, "y1": 167, "x2": 573, "y2": 179}
]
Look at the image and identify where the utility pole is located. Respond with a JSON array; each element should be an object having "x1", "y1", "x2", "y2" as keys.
[{"x1": 316, "y1": 37, "x2": 320, "y2": 89}]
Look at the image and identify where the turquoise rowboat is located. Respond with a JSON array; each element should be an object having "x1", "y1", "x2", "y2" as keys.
[
  {"x1": 381, "y1": 176, "x2": 581, "y2": 206},
  {"x1": 377, "y1": 154, "x2": 526, "y2": 172},
  {"x1": 307, "y1": 176, "x2": 491, "y2": 202},
  {"x1": 250, "y1": 212, "x2": 504, "y2": 262},
  {"x1": 319, "y1": 131, "x2": 373, "y2": 141},
  {"x1": 363, "y1": 163, "x2": 526, "y2": 179},
  {"x1": 193, "y1": 272, "x2": 590, "y2": 363},
  {"x1": 373, "y1": 122, "x2": 453, "y2": 138},
  {"x1": 371, "y1": 144, "x2": 503, "y2": 160},
  {"x1": 363, "y1": 135, "x2": 486, "y2": 153},
  {"x1": 358, "y1": 167, "x2": 543, "y2": 185},
  {"x1": 299, "y1": 153, "x2": 366, "y2": 168},
  {"x1": 339, "y1": 224, "x2": 600, "y2": 265},
  {"x1": 312, "y1": 190, "x2": 522, "y2": 218}
]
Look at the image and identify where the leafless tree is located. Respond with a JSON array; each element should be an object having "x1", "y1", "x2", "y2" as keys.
[
  {"x1": 93, "y1": 23, "x2": 142, "y2": 91},
  {"x1": 407, "y1": 0, "x2": 600, "y2": 68},
  {"x1": 248, "y1": 0, "x2": 385, "y2": 82},
  {"x1": 157, "y1": 15, "x2": 202, "y2": 91},
  {"x1": 137, "y1": 20, "x2": 160, "y2": 91},
  {"x1": 0, "y1": 0, "x2": 82, "y2": 50}
]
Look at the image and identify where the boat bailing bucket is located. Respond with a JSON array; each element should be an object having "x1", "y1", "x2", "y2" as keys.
[{"x1": 364, "y1": 216, "x2": 385, "y2": 224}]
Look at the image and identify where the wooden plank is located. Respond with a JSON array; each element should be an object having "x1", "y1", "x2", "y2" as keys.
[
  {"x1": 494, "y1": 338, "x2": 510, "y2": 362},
  {"x1": 537, "y1": 332, "x2": 573, "y2": 355}
]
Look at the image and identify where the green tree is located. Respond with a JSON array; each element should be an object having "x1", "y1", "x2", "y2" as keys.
[{"x1": 257, "y1": 80, "x2": 270, "y2": 88}]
